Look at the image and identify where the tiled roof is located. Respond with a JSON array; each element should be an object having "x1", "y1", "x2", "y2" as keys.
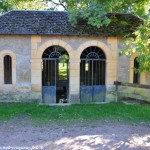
[{"x1": 0, "y1": 10, "x2": 143, "y2": 37}]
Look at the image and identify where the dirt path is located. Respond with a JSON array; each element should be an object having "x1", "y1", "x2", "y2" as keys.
[{"x1": 0, "y1": 118, "x2": 149, "y2": 150}]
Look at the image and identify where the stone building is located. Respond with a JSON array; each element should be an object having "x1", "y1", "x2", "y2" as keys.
[{"x1": 0, "y1": 10, "x2": 149, "y2": 104}]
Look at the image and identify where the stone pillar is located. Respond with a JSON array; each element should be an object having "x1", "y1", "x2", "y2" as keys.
[
  {"x1": 106, "y1": 60, "x2": 118, "y2": 85},
  {"x1": 69, "y1": 59, "x2": 80, "y2": 103},
  {"x1": 105, "y1": 59, "x2": 118, "y2": 102},
  {"x1": 12, "y1": 57, "x2": 17, "y2": 85},
  {"x1": 31, "y1": 59, "x2": 42, "y2": 92},
  {"x1": 140, "y1": 73, "x2": 146, "y2": 84},
  {"x1": 107, "y1": 37, "x2": 118, "y2": 82},
  {"x1": 106, "y1": 37, "x2": 118, "y2": 102},
  {"x1": 31, "y1": 35, "x2": 42, "y2": 92},
  {"x1": 129, "y1": 59, "x2": 134, "y2": 83},
  {"x1": 0, "y1": 58, "x2": 3, "y2": 86}
]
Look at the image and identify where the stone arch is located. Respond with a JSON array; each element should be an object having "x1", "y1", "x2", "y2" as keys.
[
  {"x1": 129, "y1": 52, "x2": 146, "y2": 84},
  {"x1": 77, "y1": 40, "x2": 116, "y2": 85},
  {"x1": 77, "y1": 40, "x2": 113, "y2": 60},
  {"x1": 31, "y1": 40, "x2": 74, "y2": 93},
  {"x1": 130, "y1": 52, "x2": 140, "y2": 61},
  {"x1": 0, "y1": 50, "x2": 16, "y2": 60},
  {"x1": 0, "y1": 50, "x2": 16, "y2": 85},
  {"x1": 36, "y1": 39, "x2": 74, "y2": 59}
]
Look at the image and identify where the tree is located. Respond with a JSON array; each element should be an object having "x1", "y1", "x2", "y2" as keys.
[
  {"x1": 47, "y1": 0, "x2": 150, "y2": 72},
  {"x1": 0, "y1": 0, "x2": 48, "y2": 13},
  {"x1": 120, "y1": 17, "x2": 150, "y2": 72}
]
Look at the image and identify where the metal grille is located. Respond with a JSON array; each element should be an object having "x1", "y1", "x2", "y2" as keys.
[
  {"x1": 80, "y1": 46, "x2": 106, "y2": 59},
  {"x1": 4, "y1": 55, "x2": 12, "y2": 84},
  {"x1": 80, "y1": 46, "x2": 106, "y2": 103},
  {"x1": 42, "y1": 59, "x2": 56, "y2": 86},
  {"x1": 80, "y1": 60, "x2": 106, "y2": 86},
  {"x1": 80, "y1": 46, "x2": 106, "y2": 86},
  {"x1": 42, "y1": 46, "x2": 68, "y2": 59}
]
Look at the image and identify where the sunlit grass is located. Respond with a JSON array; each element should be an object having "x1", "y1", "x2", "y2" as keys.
[{"x1": 0, "y1": 102, "x2": 149, "y2": 123}]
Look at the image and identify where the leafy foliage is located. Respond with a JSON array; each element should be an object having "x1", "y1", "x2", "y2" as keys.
[
  {"x1": 120, "y1": 17, "x2": 150, "y2": 72},
  {"x1": 47, "y1": 0, "x2": 149, "y2": 25},
  {"x1": 0, "y1": 0, "x2": 48, "y2": 13}
]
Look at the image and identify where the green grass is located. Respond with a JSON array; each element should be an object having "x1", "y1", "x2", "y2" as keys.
[{"x1": 0, "y1": 102, "x2": 150, "y2": 123}]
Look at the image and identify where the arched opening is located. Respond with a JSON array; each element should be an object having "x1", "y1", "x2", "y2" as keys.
[
  {"x1": 133, "y1": 57, "x2": 140, "y2": 84},
  {"x1": 4, "y1": 55, "x2": 12, "y2": 84},
  {"x1": 42, "y1": 46, "x2": 69, "y2": 104},
  {"x1": 80, "y1": 46, "x2": 106, "y2": 103}
]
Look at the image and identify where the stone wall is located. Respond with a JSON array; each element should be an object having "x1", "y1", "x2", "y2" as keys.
[
  {"x1": 0, "y1": 35, "x2": 41, "y2": 102},
  {"x1": 146, "y1": 73, "x2": 150, "y2": 85},
  {"x1": 0, "y1": 91, "x2": 41, "y2": 103},
  {"x1": 117, "y1": 38, "x2": 150, "y2": 85},
  {"x1": 118, "y1": 86, "x2": 150, "y2": 102},
  {"x1": 0, "y1": 35, "x2": 149, "y2": 103},
  {"x1": 117, "y1": 38, "x2": 130, "y2": 82},
  {"x1": 0, "y1": 35, "x2": 31, "y2": 89}
]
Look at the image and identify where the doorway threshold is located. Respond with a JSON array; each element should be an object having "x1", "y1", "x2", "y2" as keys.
[{"x1": 39, "y1": 103, "x2": 71, "y2": 106}]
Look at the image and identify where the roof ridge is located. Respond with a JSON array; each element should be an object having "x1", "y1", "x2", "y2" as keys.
[
  {"x1": 0, "y1": 10, "x2": 68, "y2": 17},
  {"x1": 0, "y1": 11, "x2": 12, "y2": 17},
  {"x1": 9, "y1": 10, "x2": 68, "y2": 13},
  {"x1": 0, "y1": 10, "x2": 143, "y2": 21}
]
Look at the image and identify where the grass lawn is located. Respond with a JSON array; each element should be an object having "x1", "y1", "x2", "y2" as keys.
[{"x1": 0, "y1": 102, "x2": 150, "y2": 123}]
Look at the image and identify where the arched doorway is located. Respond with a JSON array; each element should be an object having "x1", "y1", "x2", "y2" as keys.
[
  {"x1": 42, "y1": 46, "x2": 69, "y2": 104},
  {"x1": 80, "y1": 46, "x2": 106, "y2": 103}
]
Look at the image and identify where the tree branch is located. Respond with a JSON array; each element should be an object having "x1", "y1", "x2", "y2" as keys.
[
  {"x1": 48, "y1": 0, "x2": 66, "y2": 10},
  {"x1": 58, "y1": 0, "x2": 66, "y2": 9}
]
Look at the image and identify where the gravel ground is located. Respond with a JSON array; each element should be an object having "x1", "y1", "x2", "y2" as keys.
[{"x1": 0, "y1": 117, "x2": 149, "y2": 150}]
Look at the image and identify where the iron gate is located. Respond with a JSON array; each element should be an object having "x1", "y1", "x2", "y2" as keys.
[
  {"x1": 42, "y1": 46, "x2": 69, "y2": 104},
  {"x1": 80, "y1": 46, "x2": 106, "y2": 103},
  {"x1": 42, "y1": 59, "x2": 56, "y2": 104}
]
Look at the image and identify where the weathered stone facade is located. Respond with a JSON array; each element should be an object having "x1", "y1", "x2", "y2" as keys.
[
  {"x1": 0, "y1": 35, "x2": 38, "y2": 102},
  {"x1": 0, "y1": 35, "x2": 149, "y2": 103},
  {"x1": 31, "y1": 35, "x2": 118, "y2": 103},
  {"x1": 117, "y1": 38, "x2": 150, "y2": 85}
]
